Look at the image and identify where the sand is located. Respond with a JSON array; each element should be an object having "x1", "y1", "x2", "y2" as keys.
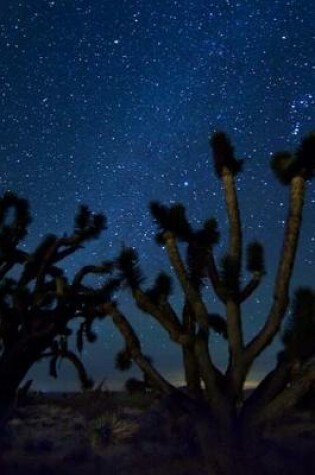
[{"x1": 0, "y1": 391, "x2": 314, "y2": 475}]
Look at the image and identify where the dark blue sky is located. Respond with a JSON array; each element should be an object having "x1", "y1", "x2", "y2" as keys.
[{"x1": 1, "y1": 0, "x2": 314, "y2": 390}]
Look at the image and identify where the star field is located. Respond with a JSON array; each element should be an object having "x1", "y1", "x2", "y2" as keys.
[{"x1": 0, "y1": 0, "x2": 314, "y2": 390}]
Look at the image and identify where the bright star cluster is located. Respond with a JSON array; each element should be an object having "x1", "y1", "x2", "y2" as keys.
[{"x1": 0, "y1": 0, "x2": 314, "y2": 390}]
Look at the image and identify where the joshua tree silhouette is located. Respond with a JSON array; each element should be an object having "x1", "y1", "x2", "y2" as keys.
[
  {"x1": 105, "y1": 132, "x2": 315, "y2": 475},
  {"x1": 0, "y1": 193, "x2": 119, "y2": 427}
]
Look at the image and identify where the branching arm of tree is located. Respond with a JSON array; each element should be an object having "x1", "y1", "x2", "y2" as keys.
[
  {"x1": 245, "y1": 133, "x2": 315, "y2": 366},
  {"x1": 115, "y1": 247, "x2": 192, "y2": 344},
  {"x1": 0, "y1": 195, "x2": 118, "y2": 428},
  {"x1": 241, "y1": 358, "x2": 293, "y2": 426},
  {"x1": 163, "y1": 231, "x2": 210, "y2": 330},
  {"x1": 221, "y1": 169, "x2": 242, "y2": 268},
  {"x1": 132, "y1": 288, "x2": 191, "y2": 344},
  {"x1": 163, "y1": 232, "x2": 225, "y2": 401},
  {"x1": 39, "y1": 345, "x2": 93, "y2": 389},
  {"x1": 194, "y1": 330, "x2": 227, "y2": 416},
  {"x1": 0, "y1": 250, "x2": 29, "y2": 280},
  {"x1": 72, "y1": 262, "x2": 113, "y2": 288},
  {"x1": 239, "y1": 272, "x2": 264, "y2": 303},
  {"x1": 103, "y1": 303, "x2": 176, "y2": 394},
  {"x1": 210, "y1": 133, "x2": 244, "y2": 392},
  {"x1": 252, "y1": 359, "x2": 315, "y2": 426},
  {"x1": 245, "y1": 175, "x2": 306, "y2": 366},
  {"x1": 206, "y1": 251, "x2": 226, "y2": 303}
]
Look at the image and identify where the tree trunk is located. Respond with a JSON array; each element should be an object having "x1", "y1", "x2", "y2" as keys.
[
  {"x1": 182, "y1": 344, "x2": 202, "y2": 394},
  {"x1": 182, "y1": 300, "x2": 202, "y2": 394},
  {"x1": 0, "y1": 357, "x2": 33, "y2": 429},
  {"x1": 0, "y1": 336, "x2": 52, "y2": 429},
  {"x1": 192, "y1": 412, "x2": 255, "y2": 475}
]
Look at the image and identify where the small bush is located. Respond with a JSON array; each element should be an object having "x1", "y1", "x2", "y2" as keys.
[{"x1": 88, "y1": 411, "x2": 139, "y2": 451}]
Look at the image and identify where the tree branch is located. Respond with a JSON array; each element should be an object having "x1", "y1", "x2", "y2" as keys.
[
  {"x1": 163, "y1": 232, "x2": 210, "y2": 330},
  {"x1": 251, "y1": 359, "x2": 315, "y2": 426},
  {"x1": 38, "y1": 348, "x2": 93, "y2": 389},
  {"x1": 133, "y1": 288, "x2": 191, "y2": 345},
  {"x1": 72, "y1": 263, "x2": 112, "y2": 288},
  {"x1": 104, "y1": 303, "x2": 175, "y2": 394},
  {"x1": 206, "y1": 251, "x2": 226, "y2": 303},
  {"x1": 239, "y1": 272, "x2": 263, "y2": 303},
  {"x1": 241, "y1": 359, "x2": 292, "y2": 426},
  {"x1": 220, "y1": 168, "x2": 244, "y2": 387},
  {"x1": 194, "y1": 330, "x2": 229, "y2": 422},
  {"x1": 245, "y1": 176, "x2": 306, "y2": 366},
  {"x1": 221, "y1": 168, "x2": 242, "y2": 270}
]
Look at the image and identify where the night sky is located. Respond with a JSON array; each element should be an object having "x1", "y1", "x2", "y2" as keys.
[{"x1": 1, "y1": 0, "x2": 314, "y2": 391}]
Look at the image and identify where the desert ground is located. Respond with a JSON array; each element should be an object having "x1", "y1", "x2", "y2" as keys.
[{"x1": 0, "y1": 389, "x2": 314, "y2": 475}]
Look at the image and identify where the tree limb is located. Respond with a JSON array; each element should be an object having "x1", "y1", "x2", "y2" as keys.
[
  {"x1": 72, "y1": 263, "x2": 113, "y2": 288},
  {"x1": 241, "y1": 359, "x2": 292, "y2": 426},
  {"x1": 206, "y1": 251, "x2": 226, "y2": 303},
  {"x1": 239, "y1": 272, "x2": 263, "y2": 303},
  {"x1": 245, "y1": 176, "x2": 306, "y2": 366},
  {"x1": 163, "y1": 232, "x2": 210, "y2": 330},
  {"x1": 251, "y1": 359, "x2": 315, "y2": 426},
  {"x1": 133, "y1": 288, "x2": 191, "y2": 345},
  {"x1": 104, "y1": 303, "x2": 175, "y2": 394},
  {"x1": 220, "y1": 168, "x2": 244, "y2": 386}
]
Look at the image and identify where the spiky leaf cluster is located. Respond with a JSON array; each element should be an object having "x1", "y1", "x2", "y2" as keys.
[
  {"x1": 246, "y1": 241, "x2": 265, "y2": 274},
  {"x1": 74, "y1": 205, "x2": 106, "y2": 240},
  {"x1": 271, "y1": 132, "x2": 315, "y2": 185},
  {"x1": 0, "y1": 192, "x2": 31, "y2": 260},
  {"x1": 146, "y1": 271, "x2": 172, "y2": 303},
  {"x1": 282, "y1": 288, "x2": 315, "y2": 361},
  {"x1": 270, "y1": 152, "x2": 300, "y2": 185},
  {"x1": 116, "y1": 247, "x2": 144, "y2": 289},
  {"x1": 219, "y1": 254, "x2": 240, "y2": 294},
  {"x1": 76, "y1": 320, "x2": 99, "y2": 354},
  {"x1": 0, "y1": 192, "x2": 117, "y2": 394},
  {"x1": 208, "y1": 314, "x2": 227, "y2": 339},
  {"x1": 296, "y1": 132, "x2": 315, "y2": 180},
  {"x1": 210, "y1": 132, "x2": 243, "y2": 178},
  {"x1": 150, "y1": 202, "x2": 193, "y2": 243},
  {"x1": 48, "y1": 340, "x2": 93, "y2": 389},
  {"x1": 20, "y1": 234, "x2": 58, "y2": 284},
  {"x1": 115, "y1": 348, "x2": 133, "y2": 371},
  {"x1": 186, "y1": 219, "x2": 219, "y2": 288},
  {"x1": 75, "y1": 278, "x2": 120, "y2": 312}
]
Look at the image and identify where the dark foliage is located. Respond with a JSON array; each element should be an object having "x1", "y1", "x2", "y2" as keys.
[
  {"x1": 271, "y1": 132, "x2": 315, "y2": 185},
  {"x1": 145, "y1": 271, "x2": 173, "y2": 303},
  {"x1": 74, "y1": 205, "x2": 106, "y2": 240},
  {"x1": 270, "y1": 152, "x2": 300, "y2": 185},
  {"x1": 207, "y1": 314, "x2": 227, "y2": 339},
  {"x1": 0, "y1": 193, "x2": 116, "y2": 417},
  {"x1": 115, "y1": 246, "x2": 144, "y2": 289},
  {"x1": 282, "y1": 288, "x2": 315, "y2": 361},
  {"x1": 296, "y1": 131, "x2": 315, "y2": 180},
  {"x1": 115, "y1": 348, "x2": 133, "y2": 371},
  {"x1": 186, "y1": 219, "x2": 220, "y2": 288},
  {"x1": 246, "y1": 241, "x2": 265, "y2": 274},
  {"x1": 0, "y1": 192, "x2": 31, "y2": 262},
  {"x1": 109, "y1": 132, "x2": 315, "y2": 475},
  {"x1": 219, "y1": 254, "x2": 240, "y2": 294},
  {"x1": 150, "y1": 201, "x2": 193, "y2": 242},
  {"x1": 210, "y1": 131, "x2": 243, "y2": 177}
]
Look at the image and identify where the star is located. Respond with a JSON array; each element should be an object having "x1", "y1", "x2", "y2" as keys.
[{"x1": 0, "y1": 0, "x2": 314, "y2": 390}]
